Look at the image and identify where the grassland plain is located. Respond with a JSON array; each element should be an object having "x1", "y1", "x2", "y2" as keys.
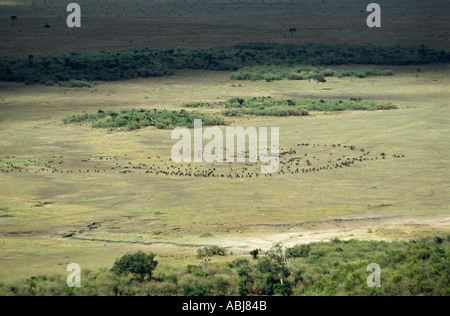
[
  {"x1": 0, "y1": 0, "x2": 449, "y2": 59},
  {"x1": 0, "y1": 64, "x2": 449, "y2": 285}
]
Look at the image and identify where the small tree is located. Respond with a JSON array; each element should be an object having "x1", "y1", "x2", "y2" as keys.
[
  {"x1": 250, "y1": 249, "x2": 259, "y2": 260},
  {"x1": 311, "y1": 74, "x2": 326, "y2": 90},
  {"x1": 257, "y1": 243, "x2": 291, "y2": 285},
  {"x1": 112, "y1": 251, "x2": 158, "y2": 281}
]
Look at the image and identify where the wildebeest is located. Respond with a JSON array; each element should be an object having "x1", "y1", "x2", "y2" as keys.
[{"x1": 288, "y1": 28, "x2": 297, "y2": 38}]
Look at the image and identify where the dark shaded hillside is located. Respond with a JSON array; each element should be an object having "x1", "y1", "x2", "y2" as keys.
[{"x1": 1, "y1": 0, "x2": 448, "y2": 58}]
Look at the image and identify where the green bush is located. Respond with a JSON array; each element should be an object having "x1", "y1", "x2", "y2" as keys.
[
  {"x1": 182, "y1": 102, "x2": 212, "y2": 108},
  {"x1": 229, "y1": 258, "x2": 250, "y2": 269},
  {"x1": 196, "y1": 246, "x2": 227, "y2": 258},
  {"x1": 273, "y1": 283, "x2": 293, "y2": 296},
  {"x1": 286, "y1": 245, "x2": 310, "y2": 258},
  {"x1": 213, "y1": 277, "x2": 229, "y2": 295},
  {"x1": 184, "y1": 285, "x2": 210, "y2": 296},
  {"x1": 250, "y1": 249, "x2": 259, "y2": 260}
]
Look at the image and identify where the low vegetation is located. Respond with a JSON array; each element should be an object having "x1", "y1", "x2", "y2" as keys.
[
  {"x1": 182, "y1": 97, "x2": 397, "y2": 117},
  {"x1": 196, "y1": 246, "x2": 228, "y2": 259},
  {"x1": 62, "y1": 109, "x2": 225, "y2": 130},
  {"x1": 230, "y1": 66, "x2": 394, "y2": 82},
  {"x1": 1, "y1": 236, "x2": 447, "y2": 296},
  {"x1": 62, "y1": 97, "x2": 397, "y2": 131}
]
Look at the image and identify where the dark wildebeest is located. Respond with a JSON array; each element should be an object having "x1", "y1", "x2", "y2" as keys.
[{"x1": 288, "y1": 28, "x2": 297, "y2": 38}]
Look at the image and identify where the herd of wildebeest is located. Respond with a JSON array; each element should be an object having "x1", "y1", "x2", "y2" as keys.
[{"x1": 0, "y1": 143, "x2": 405, "y2": 179}]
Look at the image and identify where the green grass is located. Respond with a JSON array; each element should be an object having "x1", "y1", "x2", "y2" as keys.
[
  {"x1": 181, "y1": 102, "x2": 213, "y2": 108},
  {"x1": 0, "y1": 158, "x2": 38, "y2": 167}
]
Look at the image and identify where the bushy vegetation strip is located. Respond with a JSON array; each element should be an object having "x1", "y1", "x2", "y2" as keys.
[
  {"x1": 184, "y1": 97, "x2": 398, "y2": 117},
  {"x1": 230, "y1": 65, "x2": 394, "y2": 82},
  {"x1": 62, "y1": 109, "x2": 225, "y2": 130},
  {"x1": 1, "y1": 43, "x2": 448, "y2": 85},
  {"x1": 62, "y1": 97, "x2": 397, "y2": 131},
  {"x1": 1, "y1": 236, "x2": 448, "y2": 296}
]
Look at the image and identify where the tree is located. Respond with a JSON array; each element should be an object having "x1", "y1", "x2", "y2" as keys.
[
  {"x1": 112, "y1": 251, "x2": 158, "y2": 281},
  {"x1": 250, "y1": 249, "x2": 259, "y2": 260},
  {"x1": 257, "y1": 243, "x2": 291, "y2": 285},
  {"x1": 311, "y1": 74, "x2": 326, "y2": 90}
]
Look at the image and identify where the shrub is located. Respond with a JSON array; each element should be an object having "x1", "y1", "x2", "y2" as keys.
[
  {"x1": 182, "y1": 102, "x2": 211, "y2": 108},
  {"x1": 392, "y1": 273, "x2": 403, "y2": 283},
  {"x1": 184, "y1": 285, "x2": 210, "y2": 296},
  {"x1": 261, "y1": 274, "x2": 279, "y2": 295},
  {"x1": 273, "y1": 283, "x2": 293, "y2": 296},
  {"x1": 250, "y1": 249, "x2": 259, "y2": 260},
  {"x1": 229, "y1": 258, "x2": 250, "y2": 269},
  {"x1": 237, "y1": 279, "x2": 249, "y2": 296},
  {"x1": 196, "y1": 246, "x2": 227, "y2": 258},
  {"x1": 286, "y1": 245, "x2": 310, "y2": 258},
  {"x1": 294, "y1": 269, "x2": 305, "y2": 284},
  {"x1": 213, "y1": 277, "x2": 229, "y2": 294}
]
